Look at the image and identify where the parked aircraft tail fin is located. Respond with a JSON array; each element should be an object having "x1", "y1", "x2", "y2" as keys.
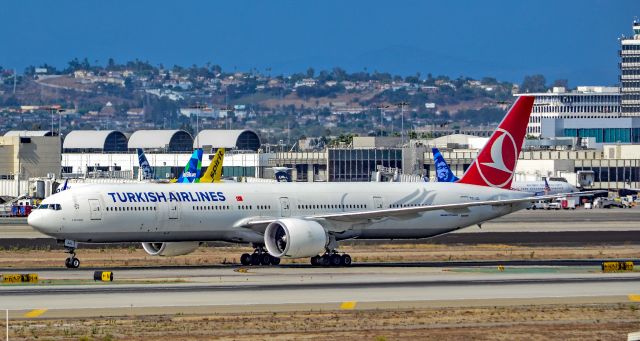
[
  {"x1": 177, "y1": 149, "x2": 203, "y2": 183},
  {"x1": 200, "y1": 148, "x2": 225, "y2": 183},
  {"x1": 137, "y1": 148, "x2": 155, "y2": 180},
  {"x1": 432, "y1": 147, "x2": 459, "y2": 182}
]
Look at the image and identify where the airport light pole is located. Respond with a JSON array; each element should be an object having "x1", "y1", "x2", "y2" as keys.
[
  {"x1": 373, "y1": 105, "x2": 389, "y2": 136},
  {"x1": 189, "y1": 103, "x2": 208, "y2": 148},
  {"x1": 42, "y1": 105, "x2": 62, "y2": 136},
  {"x1": 58, "y1": 108, "x2": 63, "y2": 137},
  {"x1": 396, "y1": 102, "x2": 409, "y2": 144}
]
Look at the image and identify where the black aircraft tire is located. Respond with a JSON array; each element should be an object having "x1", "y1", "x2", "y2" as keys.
[
  {"x1": 270, "y1": 256, "x2": 281, "y2": 265},
  {"x1": 341, "y1": 254, "x2": 352, "y2": 266},
  {"x1": 240, "y1": 253, "x2": 251, "y2": 266},
  {"x1": 330, "y1": 254, "x2": 342, "y2": 266},
  {"x1": 260, "y1": 253, "x2": 272, "y2": 266},
  {"x1": 250, "y1": 254, "x2": 261, "y2": 266},
  {"x1": 321, "y1": 255, "x2": 331, "y2": 266}
]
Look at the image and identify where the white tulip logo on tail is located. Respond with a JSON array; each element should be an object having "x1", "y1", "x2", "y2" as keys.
[{"x1": 476, "y1": 128, "x2": 517, "y2": 188}]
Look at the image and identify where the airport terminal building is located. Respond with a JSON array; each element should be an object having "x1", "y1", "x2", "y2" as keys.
[
  {"x1": 56, "y1": 130, "x2": 640, "y2": 191},
  {"x1": 2, "y1": 125, "x2": 640, "y2": 197}
]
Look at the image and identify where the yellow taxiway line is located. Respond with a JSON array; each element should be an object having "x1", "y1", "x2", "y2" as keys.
[
  {"x1": 340, "y1": 301, "x2": 357, "y2": 310},
  {"x1": 23, "y1": 309, "x2": 47, "y2": 318}
]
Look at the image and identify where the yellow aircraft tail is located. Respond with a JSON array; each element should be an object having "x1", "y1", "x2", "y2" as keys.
[{"x1": 199, "y1": 148, "x2": 225, "y2": 183}]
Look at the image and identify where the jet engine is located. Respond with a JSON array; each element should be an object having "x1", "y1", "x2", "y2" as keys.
[
  {"x1": 264, "y1": 218, "x2": 327, "y2": 258},
  {"x1": 141, "y1": 242, "x2": 200, "y2": 256}
]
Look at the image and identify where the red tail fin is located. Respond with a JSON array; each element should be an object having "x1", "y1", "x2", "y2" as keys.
[{"x1": 458, "y1": 96, "x2": 535, "y2": 189}]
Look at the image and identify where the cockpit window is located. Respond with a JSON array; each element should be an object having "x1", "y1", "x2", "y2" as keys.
[
  {"x1": 38, "y1": 204, "x2": 48, "y2": 209},
  {"x1": 48, "y1": 204, "x2": 62, "y2": 211}
]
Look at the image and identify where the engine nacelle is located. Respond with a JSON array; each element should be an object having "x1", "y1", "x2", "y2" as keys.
[
  {"x1": 264, "y1": 218, "x2": 327, "y2": 258},
  {"x1": 141, "y1": 242, "x2": 200, "y2": 256}
]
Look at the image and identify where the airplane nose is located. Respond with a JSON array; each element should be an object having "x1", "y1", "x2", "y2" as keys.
[
  {"x1": 27, "y1": 211, "x2": 37, "y2": 226},
  {"x1": 27, "y1": 211, "x2": 52, "y2": 234}
]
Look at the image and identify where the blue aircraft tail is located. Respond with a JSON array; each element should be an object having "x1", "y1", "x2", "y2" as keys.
[
  {"x1": 275, "y1": 170, "x2": 292, "y2": 182},
  {"x1": 544, "y1": 177, "x2": 551, "y2": 194},
  {"x1": 137, "y1": 148, "x2": 155, "y2": 180},
  {"x1": 432, "y1": 147, "x2": 459, "y2": 182},
  {"x1": 176, "y1": 149, "x2": 203, "y2": 183},
  {"x1": 55, "y1": 179, "x2": 69, "y2": 193}
]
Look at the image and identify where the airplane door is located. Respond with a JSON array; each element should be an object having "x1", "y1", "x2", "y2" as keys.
[
  {"x1": 372, "y1": 196, "x2": 384, "y2": 210},
  {"x1": 279, "y1": 197, "x2": 291, "y2": 217},
  {"x1": 168, "y1": 201, "x2": 180, "y2": 219},
  {"x1": 88, "y1": 199, "x2": 102, "y2": 220}
]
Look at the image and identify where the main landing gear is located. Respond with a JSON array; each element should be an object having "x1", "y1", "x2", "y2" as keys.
[
  {"x1": 63, "y1": 239, "x2": 80, "y2": 269},
  {"x1": 310, "y1": 252, "x2": 352, "y2": 267},
  {"x1": 240, "y1": 245, "x2": 281, "y2": 266}
]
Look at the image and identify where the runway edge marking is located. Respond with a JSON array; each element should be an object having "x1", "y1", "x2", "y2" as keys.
[
  {"x1": 629, "y1": 294, "x2": 640, "y2": 302},
  {"x1": 340, "y1": 301, "x2": 357, "y2": 310},
  {"x1": 23, "y1": 309, "x2": 47, "y2": 318}
]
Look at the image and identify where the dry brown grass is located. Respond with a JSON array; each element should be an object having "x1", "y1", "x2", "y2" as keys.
[
  {"x1": 0, "y1": 243, "x2": 638, "y2": 269},
  {"x1": 2, "y1": 303, "x2": 639, "y2": 340}
]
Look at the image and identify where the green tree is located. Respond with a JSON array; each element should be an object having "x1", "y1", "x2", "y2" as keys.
[
  {"x1": 107, "y1": 57, "x2": 116, "y2": 70},
  {"x1": 520, "y1": 74, "x2": 547, "y2": 93},
  {"x1": 551, "y1": 79, "x2": 569, "y2": 89}
]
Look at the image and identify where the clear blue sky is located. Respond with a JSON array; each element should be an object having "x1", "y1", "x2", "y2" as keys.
[{"x1": 1, "y1": 0, "x2": 637, "y2": 85}]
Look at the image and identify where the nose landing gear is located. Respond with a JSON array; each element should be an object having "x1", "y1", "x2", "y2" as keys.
[
  {"x1": 64, "y1": 254, "x2": 80, "y2": 269},
  {"x1": 63, "y1": 239, "x2": 80, "y2": 269}
]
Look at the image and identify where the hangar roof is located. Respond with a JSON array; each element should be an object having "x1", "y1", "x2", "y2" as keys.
[
  {"x1": 194, "y1": 129, "x2": 260, "y2": 151},
  {"x1": 63, "y1": 130, "x2": 128, "y2": 152},
  {"x1": 128, "y1": 130, "x2": 193, "y2": 152},
  {"x1": 4, "y1": 130, "x2": 56, "y2": 137}
]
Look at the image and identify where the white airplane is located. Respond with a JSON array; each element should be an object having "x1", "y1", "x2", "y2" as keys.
[
  {"x1": 29, "y1": 96, "x2": 574, "y2": 268},
  {"x1": 513, "y1": 178, "x2": 577, "y2": 196}
]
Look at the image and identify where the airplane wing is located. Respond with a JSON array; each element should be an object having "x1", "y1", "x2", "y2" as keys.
[
  {"x1": 239, "y1": 191, "x2": 589, "y2": 230},
  {"x1": 566, "y1": 190, "x2": 606, "y2": 197}
]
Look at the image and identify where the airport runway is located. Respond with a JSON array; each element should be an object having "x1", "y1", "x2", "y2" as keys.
[
  {"x1": 0, "y1": 208, "x2": 637, "y2": 320},
  {"x1": 0, "y1": 266, "x2": 638, "y2": 318}
]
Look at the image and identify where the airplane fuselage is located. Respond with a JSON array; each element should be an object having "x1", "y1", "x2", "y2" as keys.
[
  {"x1": 512, "y1": 181, "x2": 577, "y2": 196},
  {"x1": 29, "y1": 182, "x2": 530, "y2": 244}
]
